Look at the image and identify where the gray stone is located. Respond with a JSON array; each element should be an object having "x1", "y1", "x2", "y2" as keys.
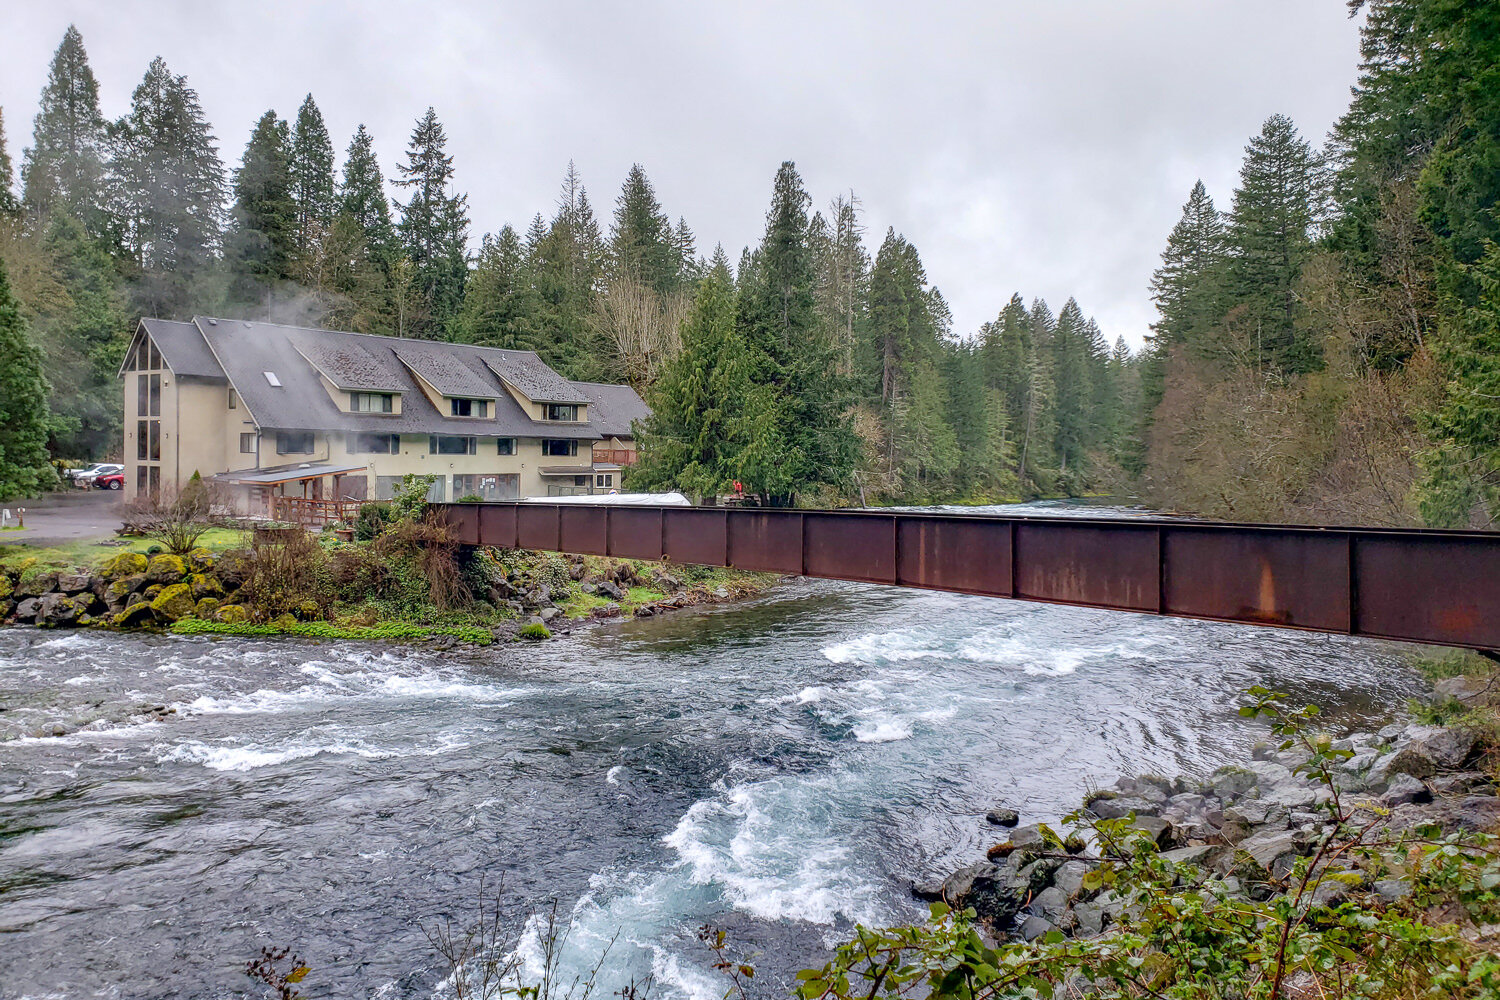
[
  {"x1": 1161, "y1": 845, "x2": 1218, "y2": 867},
  {"x1": 985, "y1": 807, "x2": 1020, "y2": 827},
  {"x1": 37, "y1": 593, "x2": 80, "y2": 626},
  {"x1": 538, "y1": 607, "x2": 561, "y2": 623},
  {"x1": 1368, "y1": 743, "x2": 1437, "y2": 786},
  {"x1": 1126, "y1": 814, "x2": 1175, "y2": 848},
  {"x1": 1007, "y1": 823, "x2": 1046, "y2": 848},
  {"x1": 1088, "y1": 795, "x2": 1160, "y2": 820},
  {"x1": 1433, "y1": 675, "x2": 1494, "y2": 706},
  {"x1": 14, "y1": 597, "x2": 41, "y2": 621},
  {"x1": 1259, "y1": 782, "x2": 1319, "y2": 810},
  {"x1": 1072, "y1": 900, "x2": 1109, "y2": 937},
  {"x1": 938, "y1": 862, "x2": 995, "y2": 903},
  {"x1": 1029, "y1": 886, "x2": 1070, "y2": 922},
  {"x1": 597, "y1": 580, "x2": 626, "y2": 601},
  {"x1": 1388, "y1": 795, "x2": 1500, "y2": 834},
  {"x1": 1224, "y1": 798, "x2": 1287, "y2": 829},
  {"x1": 1409, "y1": 725, "x2": 1480, "y2": 770},
  {"x1": 1210, "y1": 766, "x2": 1258, "y2": 802},
  {"x1": 1052, "y1": 861, "x2": 1088, "y2": 899},
  {"x1": 1373, "y1": 879, "x2": 1412, "y2": 904},
  {"x1": 1380, "y1": 774, "x2": 1431, "y2": 806},
  {"x1": 1017, "y1": 914, "x2": 1055, "y2": 941},
  {"x1": 1247, "y1": 760, "x2": 1295, "y2": 788},
  {"x1": 55, "y1": 572, "x2": 92, "y2": 593},
  {"x1": 1239, "y1": 829, "x2": 1302, "y2": 879},
  {"x1": 1378, "y1": 723, "x2": 1405, "y2": 742},
  {"x1": 1429, "y1": 772, "x2": 1495, "y2": 796}
]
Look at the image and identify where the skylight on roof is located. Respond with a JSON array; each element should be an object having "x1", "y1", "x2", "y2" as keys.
[{"x1": 264, "y1": 371, "x2": 282, "y2": 387}]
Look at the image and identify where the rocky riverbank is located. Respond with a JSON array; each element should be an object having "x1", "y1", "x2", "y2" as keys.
[
  {"x1": 922, "y1": 676, "x2": 1500, "y2": 944},
  {"x1": 0, "y1": 545, "x2": 774, "y2": 643}
]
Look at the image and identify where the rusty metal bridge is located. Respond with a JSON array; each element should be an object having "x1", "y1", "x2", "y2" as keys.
[{"x1": 434, "y1": 502, "x2": 1500, "y2": 654}]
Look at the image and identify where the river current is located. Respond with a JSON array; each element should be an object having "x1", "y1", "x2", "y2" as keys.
[{"x1": 0, "y1": 505, "x2": 1425, "y2": 999}]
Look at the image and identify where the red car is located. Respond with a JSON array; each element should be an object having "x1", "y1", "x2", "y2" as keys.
[{"x1": 94, "y1": 472, "x2": 125, "y2": 491}]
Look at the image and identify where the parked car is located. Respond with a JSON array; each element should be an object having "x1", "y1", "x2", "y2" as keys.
[
  {"x1": 94, "y1": 472, "x2": 125, "y2": 491},
  {"x1": 68, "y1": 463, "x2": 122, "y2": 488}
]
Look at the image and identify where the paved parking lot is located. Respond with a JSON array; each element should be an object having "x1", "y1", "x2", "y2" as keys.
[{"x1": 0, "y1": 489, "x2": 125, "y2": 546}]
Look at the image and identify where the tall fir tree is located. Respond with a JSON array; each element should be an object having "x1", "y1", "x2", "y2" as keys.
[
  {"x1": 111, "y1": 56, "x2": 226, "y2": 317},
  {"x1": 289, "y1": 94, "x2": 336, "y2": 256},
  {"x1": 20, "y1": 26, "x2": 109, "y2": 232},
  {"x1": 1049, "y1": 298, "x2": 1097, "y2": 476},
  {"x1": 609, "y1": 164, "x2": 677, "y2": 294},
  {"x1": 226, "y1": 110, "x2": 296, "y2": 301},
  {"x1": 0, "y1": 256, "x2": 55, "y2": 497},
  {"x1": 393, "y1": 107, "x2": 469, "y2": 337},
  {"x1": 454, "y1": 225, "x2": 542, "y2": 350},
  {"x1": 735, "y1": 161, "x2": 858, "y2": 501},
  {"x1": 337, "y1": 124, "x2": 394, "y2": 260},
  {"x1": 1222, "y1": 114, "x2": 1324, "y2": 373},
  {"x1": 0, "y1": 108, "x2": 17, "y2": 216}
]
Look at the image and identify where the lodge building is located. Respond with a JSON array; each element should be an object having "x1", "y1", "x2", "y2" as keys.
[{"x1": 119, "y1": 317, "x2": 647, "y2": 515}]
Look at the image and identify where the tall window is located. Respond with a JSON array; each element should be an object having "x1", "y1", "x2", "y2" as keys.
[
  {"x1": 429, "y1": 435, "x2": 476, "y2": 455},
  {"x1": 148, "y1": 422, "x2": 161, "y2": 462},
  {"x1": 137, "y1": 374, "x2": 148, "y2": 416},
  {"x1": 277, "y1": 431, "x2": 315, "y2": 455},
  {"x1": 240, "y1": 433, "x2": 256, "y2": 454},
  {"x1": 450, "y1": 398, "x2": 487, "y2": 417},
  {"x1": 496, "y1": 438, "x2": 516, "y2": 456},
  {"x1": 546, "y1": 403, "x2": 579, "y2": 421},
  {"x1": 542, "y1": 439, "x2": 578, "y2": 457},
  {"x1": 228, "y1": 389, "x2": 238, "y2": 409},
  {"x1": 148, "y1": 374, "x2": 161, "y2": 416},
  {"x1": 137, "y1": 421, "x2": 149, "y2": 461},
  {"x1": 351, "y1": 392, "x2": 394, "y2": 413}
]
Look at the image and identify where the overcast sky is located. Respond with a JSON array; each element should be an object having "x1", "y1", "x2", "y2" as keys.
[{"x1": 4, "y1": 1, "x2": 1365, "y2": 347}]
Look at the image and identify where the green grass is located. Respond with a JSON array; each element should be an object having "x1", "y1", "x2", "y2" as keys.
[
  {"x1": 0, "y1": 527, "x2": 249, "y2": 572},
  {"x1": 625, "y1": 585, "x2": 666, "y2": 605},
  {"x1": 559, "y1": 590, "x2": 614, "y2": 619},
  {"x1": 170, "y1": 617, "x2": 492, "y2": 645}
]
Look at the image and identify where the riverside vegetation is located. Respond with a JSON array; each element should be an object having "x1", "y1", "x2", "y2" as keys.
[{"x1": 0, "y1": 476, "x2": 770, "y2": 655}]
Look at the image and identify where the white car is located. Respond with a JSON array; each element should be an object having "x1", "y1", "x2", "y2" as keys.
[{"x1": 68, "y1": 463, "x2": 123, "y2": 488}]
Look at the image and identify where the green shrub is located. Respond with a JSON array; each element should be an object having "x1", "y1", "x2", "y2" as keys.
[
  {"x1": 456, "y1": 493, "x2": 484, "y2": 503},
  {"x1": 353, "y1": 501, "x2": 393, "y2": 541},
  {"x1": 517, "y1": 623, "x2": 551, "y2": 640},
  {"x1": 170, "y1": 617, "x2": 491, "y2": 645}
]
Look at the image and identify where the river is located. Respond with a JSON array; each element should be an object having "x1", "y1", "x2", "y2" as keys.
[{"x1": 0, "y1": 505, "x2": 1426, "y2": 999}]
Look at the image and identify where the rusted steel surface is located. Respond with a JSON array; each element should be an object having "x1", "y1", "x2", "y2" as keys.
[{"x1": 432, "y1": 503, "x2": 1500, "y2": 652}]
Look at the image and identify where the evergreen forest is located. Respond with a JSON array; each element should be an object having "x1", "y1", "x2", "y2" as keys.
[{"x1": 2, "y1": 1, "x2": 1498, "y2": 525}]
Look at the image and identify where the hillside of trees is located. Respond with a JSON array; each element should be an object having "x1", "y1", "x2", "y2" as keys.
[{"x1": 2, "y1": 0, "x2": 1497, "y2": 523}]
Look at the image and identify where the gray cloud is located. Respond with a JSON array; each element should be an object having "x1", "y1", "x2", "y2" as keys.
[{"x1": 4, "y1": 0, "x2": 1364, "y2": 346}]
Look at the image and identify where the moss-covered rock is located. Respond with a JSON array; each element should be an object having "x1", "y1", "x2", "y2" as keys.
[
  {"x1": 194, "y1": 597, "x2": 220, "y2": 619},
  {"x1": 189, "y1": 573, "x2": 223, "y2": 600},
  {"x1": 108, "y1": 574, "x2": 147, "y2": 600},
  {"x1": 150, "y1": 583, "x2": 195, "y2": 621},
  {"x1": 0, "y1": 575, "x2": 11, "y2": 601},
  {"x1": 295, "y1": 599, "x2": 321, "y2": 621},
  {"x1": 186, "y1": 548, "x2": 217, "y2": 574},
  {"x1": 113, "y1": 602, "x2": 157, "y2": 628},
  {"x1": 215, "y1": 550, "x2": 251, "y2": 588},
  {"x1": 143, "y1": 584, "x2": 164, "y2": 601},
  {"x1": 216, "y1": 604, "x2": 249, "y2": 624},
  {"x1": 101, "y1": 551, "x2": 149, "y2": 578},
  {"x1": 15, "y1": 569, "x2": 59, "y2": 598},
  {"x1": 144, "y1": 553, "x2": 187, "y2": 584},
  {"x1": 271, "y1": 613, "x2": 298, "y2": 629}
]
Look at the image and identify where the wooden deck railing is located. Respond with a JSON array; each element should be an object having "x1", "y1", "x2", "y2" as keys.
[
  {"x1": 272, "y1": 496, "x2": 373, "y2": 525},
  {"x1": 591, "y1": 448, "x2": 638, "y2": 465}
]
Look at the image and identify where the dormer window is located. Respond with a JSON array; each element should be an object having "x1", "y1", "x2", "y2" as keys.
[
  {"x1": 351, "y1": 392, "x2": 394, "y2": 413},
  {"x1": 546, "y1": 403, "x2": 580, "y2": 421},
  {"x1": 450, "y1": 398, "x2": 488, "y2": 418}
]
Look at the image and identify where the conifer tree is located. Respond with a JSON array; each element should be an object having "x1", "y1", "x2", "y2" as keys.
[
  {"x1": 672, "y1": 217, "x2": 697, "y2": 282},
  {"x1": 455, "y1": 226, "x2": 542, "y2": 350},
  {"x1": 112, "y1": 56, "x2": 226, "y2": 316},
  {"x1": 20, "y1": 26, "x2": 109, "y2": 230},
  {"x1": 289, "y1": 94, "x2": 336, "y2": 255},
  {"x1": 337, "y1": 124, "x2": 394, "y2": 258},
  {"x1": 1150, "y1": 180, "x2": 1227, "y2": 353},
  {"x1": 1222, "y1": 114, "x2": 1324, "y2": 373},
  {"x1": 1050, "y1": 298, "x2": 1096, "y2": 475},
  {"x1": 980, "y1": 294, "x2": 1033, "y2": 433},
  {"x1": 736, "y1": 161, "x2": 857, "y2": 502},
  {"x1": 394, "y1": 107, "x2": 469, "y2": 336},
  {"x1": 0, "y1": 257, "x2": 55, "y2": 498},
  {"x1": 609, "y1": 164, "x2": 676, "y2": 294},
  {"x1": 227, "y1": 110, "x2": 296, "y2": 299},
  {"x1": 0, "y1": 108, "x2": 17, "y2": 216}
]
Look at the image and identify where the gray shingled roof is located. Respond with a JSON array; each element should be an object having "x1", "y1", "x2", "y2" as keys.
[
  {"x1": 185, "y1": 317, "x2": 606, "y2": 439},
  {"x1": 571, "y1": 381, "x2": 648, "y2": 437},
  {"x1": 484, "y1": 355, "x2": 588, "y2": 404},
  {"x1": 132, "y1": 318, "x2": 226, "y2": 378},
  {"x1": 290, "y1": 333, "x2": 406, "y2": 391}
]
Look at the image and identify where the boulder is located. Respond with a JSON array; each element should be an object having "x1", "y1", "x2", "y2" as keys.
[
  {"x1": 215, "y1": 550, "x2": 251, "y2": 588},
  {"x1": 15, "y1": 570, "x2": 59, "y2": 599},
  {"x1": 185, "y1": 548, "x2": 217, "y2": 574},
  {"x1": 1017, "y1": 914, "x2": 1056, "y2": 942},
  {"x1": 538, "y1": 607, "x2": 561, "y2": 623},
  {"x1": 1238, "y1": 829, "x2": 1303, "y2": 880},
  {"x1": 1072, "y1": 900, "x2": 1110, "y2": 937},
  {"x1": 1428, "y1": 772, "x2": 1495, "y2": 796},
  {"x1": 144, "y1": 553, "x2": 187, "y2": 584},
  {"x1": 1052, "y1": 861, "x2": 1089, "y2": 899},
  {"x1": 1368, "y1": 743, "x2": 1438, "y2": 786},
  {"x1": 189, "y1": 573, "x2": 223, "y2": 600},
  {"x1": 1380, "y1": 774, "x2": 1431, "y2": 806},
  {"x1": 113, "y1": 602, "x2": 157, "y2": 628},
  {"x1": 1386, "y1": 794, "x2": 1500, "y2": 835},
  {"x1": 194, "y1": 597, "x2": 221, "y2": 619},
  {"x1": 1088, "y1": 795, "x2": 1161, "y2": 820},
  {"x1": 597, "y1": 580, "x2": 626, "y2": 601},
  {"x1": 101, "y1": 551, "x2": 150, "y2": 577},
  {"x1": 216, "y1": 604, "x2": 249, "y2": 624},
  {"x1": 1028, "y1": 886, "x2": 1070, "y2": 923},
  {"x1": 37, "y1": 593, "x2": 80, "y2": 627},
  {"x1": 985, "y1": 807, "x2": 1020, "y2": 827},
  {"x1": 1408, "y1": 725, "x2": 1480, "y2": 770},
  {"x1": 1210, "y1": 766, "x2": 1258, "y2": 802},
  {"x1": 55, "y1": 571, "x2": 92, "y2": 594},
  {"x1": 149, "y1": 583, "x2": 195, "y2": 621},
  {"x1": 108, "y1": 574, "x2": 147, "y2": 600},
  {"x1": 0, "y1": 575, "x2": 11, "y2": 601},
  {"x1": 1433, "y1": 675, "x2": 1494, "y2": 706},
  {"x1": 143, "y1": 584, "x2": 164, "y2": 601},
  {"x1": 14, "y1": 597, "x2": 42, "y2": 622}
]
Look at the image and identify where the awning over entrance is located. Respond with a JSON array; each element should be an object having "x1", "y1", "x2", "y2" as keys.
[
  {"x1": 538, "y1": 466, "x2": 593, "y2": 476},
  {"x1": 213, "y1": 463, "x2": 367, "y2": 487}
]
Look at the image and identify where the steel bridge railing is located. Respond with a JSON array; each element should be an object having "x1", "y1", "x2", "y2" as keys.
[{"x1": 431, "y1": 502, "x2": 1500, "y2": 653}]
